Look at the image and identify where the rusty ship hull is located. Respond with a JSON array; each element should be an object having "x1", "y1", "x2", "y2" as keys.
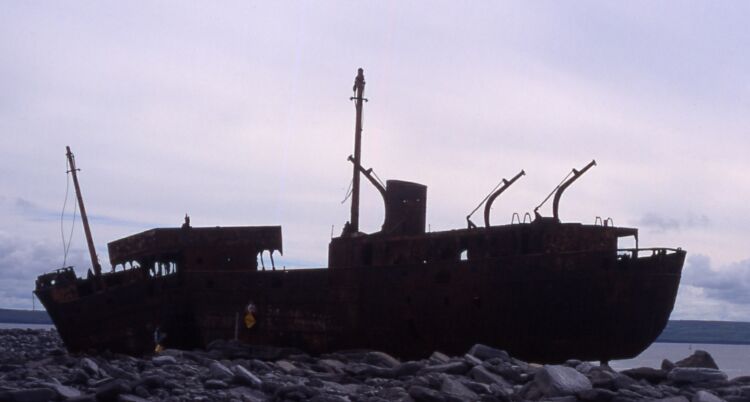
[
  {"x1": 190, "y1": 250, "x2": 683, "y2": 363},
  {"x1": 36, "y1": 222, "x2": 684, "y2": 363}
]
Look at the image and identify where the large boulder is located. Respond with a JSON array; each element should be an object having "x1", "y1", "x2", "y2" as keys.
[
  {"x1": 675, "y1": 351, "x2": 720, "y2": 370},
  {"x1": 535, "y1": 365, "x2": 593, "y2": 397},
  {"x1": 467, "y1": 344, "x2": 511, "y2": 362}
]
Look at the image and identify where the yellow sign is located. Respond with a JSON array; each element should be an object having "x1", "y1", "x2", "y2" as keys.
[{"x1": 244, "y1": 312, "x2": 256, "y2": 328}]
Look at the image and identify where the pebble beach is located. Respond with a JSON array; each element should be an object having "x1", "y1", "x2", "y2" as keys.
[{"x1": 1, "y1": 328, "x2": 748, "y2": 402}]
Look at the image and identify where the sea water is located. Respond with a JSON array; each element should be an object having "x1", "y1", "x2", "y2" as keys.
[
  {"x1": 0, "y1": 322, "x2": 55, "y2": 330},
  {"x1": 610, "y1": 342, "x2": 750, "y2": 378}
]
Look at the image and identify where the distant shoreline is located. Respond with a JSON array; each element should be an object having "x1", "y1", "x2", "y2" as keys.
[
  {"x1": 657, "y1": 320, "x2": 750, "y2": 345},
  {"x1": 0, "y1": 308, "x2": 52, "y2": 325}
]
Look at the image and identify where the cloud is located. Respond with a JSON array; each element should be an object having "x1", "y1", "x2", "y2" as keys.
[
  {"x1": 7, "y1": 197, "x2": 158, "y2": 229},
  {"x1": 637, "y1": 212, "x2": 710, "y2": 233},
  {"x1": 671, "y1": 254, "x2": 750, "y2": 321},
  {"x1": 0, "y1": 231, "x2": 89, "y2": 309},
  {"x1": 682, "y1": 254, "x2": 750, "y2": 305}
]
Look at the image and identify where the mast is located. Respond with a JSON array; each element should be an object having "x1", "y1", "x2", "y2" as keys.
[
  {"x1": 66, "y1": 146, "x2": 102, "y2": 276},
  {"x1": 349, "y1": 68, "x2": 367, "y2": 234}
]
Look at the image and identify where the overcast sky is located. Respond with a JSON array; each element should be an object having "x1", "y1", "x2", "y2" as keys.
[{"x1": 2, "y1": 2, "x2": 749, "y2": 320}]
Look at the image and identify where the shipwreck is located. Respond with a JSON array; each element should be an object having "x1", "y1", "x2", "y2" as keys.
[{"x1": 35, "y1": 69, "x2": 685, "y2": 363}]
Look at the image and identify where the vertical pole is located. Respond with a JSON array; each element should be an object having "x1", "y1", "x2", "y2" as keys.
[
  {"x1": 66, "y1": 146, "x2": 102, "y2": 276},
  {"x1": 349, "y1": 68, "x2": 366, "y2": 233}
]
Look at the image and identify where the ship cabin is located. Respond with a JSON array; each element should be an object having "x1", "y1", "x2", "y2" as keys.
[
  {"x1": 36, "y1": 225, "x2": 282, "y2": 298},
  {"x1": 328, "y1": 179, "x2": 640, "y2": 269},
  {"x1": 107, "y1": 225, "x2": 283, "y2": 276}
]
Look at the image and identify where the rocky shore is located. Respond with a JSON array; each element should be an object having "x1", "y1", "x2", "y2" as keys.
[{"x1": 1, "y1": 329, "x2": 748, "y2": 402}]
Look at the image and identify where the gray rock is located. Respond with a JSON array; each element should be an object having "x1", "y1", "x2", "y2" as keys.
[
  {"x1": 668, "y1": 368, "x2": 729, "y2": 383},
  {"x1": 535, "y1": 365, "x2": 593, "y2": 397},
  {"x1": 310, "y1": 395, "x2": 350, "y2": 402},
  {"x1": 232, "y1": 364, "x2": 262, "y2": 388},
  {"x1": 117, "y1": 395, "x2": 149, "y2": 402},
  {"x1": 653, "y1": 397, "x2": 690, "y2": 402},
  {"x1": 275, "y1": 384, "x2": 320, "y2": 399},
  {"x1": 208, "y1": 360, "x2": 235, "y2": 381},
  {"x1": 441, "y1": 376, "x2": 478, "y2": 400},
  {"x1": 470, "y1": 366, "x2": 512, "y2": 388},
  {"x1": 693, "y1": 390, "x2": 726, "y2": 402},
  {"x1": 204, "y1": 379, "x2": 228, "y2": 389},
  {"x1": 628, "y1": 383, "x2": 663, "y2": 399},
  {"x1": 152, "y1": 355, "x2": 177, "y2": 366},
  {"x1": 395, "y1": 361, "x2": 424, "y2": 377},
  {"x1": 577, "y1": 388, "x2": 616, "y2": 401},
  {"x1": 620, "y1": 367, "x2": 667, "y2": 383},
  {"x1": 519, "y1": 380, "x2": 544, "y2": 400},
  {"x1": 95, "y1": 379, "x2": 132, "y2": 402},
  {"x1": 576, "y1": 362, "x2": 596, "y2": 374},
  {"x1": 483, "y1": 361, "x2": 528, "y2": 384},
  {"x1": 43, "y1": 382, "x2": 82, "y2": 399},
  {"x1": 430, "y1": 351, "x2": 451, "y2": 363},
  {"x1": 676, "y1": 351, "x2": 720, "y2": 370},
  {"x1": 616, "y1": 388, "x2": 643, "y2": 400},
  {"x1": 100, "y1": 362, "x2": 140, "y2": 382},
  {"x1": 133, "y1": 385, "x2": 149, "y2": 398},
  {"x1": 275, "y1": 360, "x2": 297, "y2": 373},
  {"x1": 138, "y1": 374, "x2": 165, "y2": 389},
  {"x1": 80, "y1": 357, "x2": 100, "y2": 376},
  {"x1": 461, "y1": 380, "x2": 492, "y2": 395},
  {"x1": 468, "y1": 344, "x2": 510, "y2": 362},
  {"x1": 6, "y1": 388, "x2": 58, "y2": 402},
  {"x1": 227, "y1": 386, "x2": 268, "y2": 402},
  {"x1": 543, "y1": 397, "x2": 578, "y2": 402},
  {"x1": 611, "y1": 373, "x2": 638, "y2": 390},
  {"x1": 464, "y1": 353, "x2": 483, "y2": 366},
  {"x1": 64, "y1": 394, "x2": 97, "y2": 402},
  {"x1": 318, "y1": 359, "x2": 347, "y2": 374},
  {"x1": 365, "y1": 351, "x2": 401, "y2": 368},
  {"x1": 377, "y1": 387, "x2": 413, "y2": 402},
  {"x1": 421, "y1": 361, "x2": 470, "y2": 375},
  {"x1": 408, "y1": 385, "x2": 446, "y2": 402}
]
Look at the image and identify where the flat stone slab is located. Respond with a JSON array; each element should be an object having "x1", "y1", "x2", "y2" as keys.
[
  {"x1": 535, "y1": 365, "x2": 592, "y2": 397},
  {"x1": 668, "y1": 368, "x2": 728, "y2": 383}
]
